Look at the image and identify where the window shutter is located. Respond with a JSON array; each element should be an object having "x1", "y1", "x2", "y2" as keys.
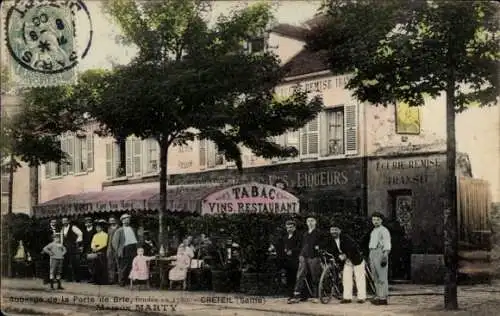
[
  {"x1": 301, "y1": 117, "x2": 319, "y2": 156},
  {"x1": 199, "y1": 139, "x2": 207, "y2": 167},
  {"x1": 45, "y1": 163, "x2": 51, "y2": 179},
  {"x1": 67, "y1": 136, "x2": 74, "y2": 174},
  {"x1": 86, "y1": 133, "x2": 94, "y2": 171},
  {"x1": 74, "y1": 137, "x2": 82, "y2": 173},
  {"x1": 319, "y1": 111, "x2": 329, "y2": 157},
  {"x1": 105, "y1": 143, "x2": 113, "y2": 179},
  {"x1": 125, "y1": 139, "x2": 133, "y2": 176},
  {"x1": 133, "y1": 139, "x2": 142, "y2": 175},
  {"x1": 207, "y1": 141, "x2": 216, "y2": 168},
  {"x1": 61, "y1": 138, "x2": 68, "y2": 175},
  {"x1": 344, "y1": 105, "x2": 358, "y2": 155},
  {"x1": 150, "y1": 139, "x2": 159, "y2": 172}
]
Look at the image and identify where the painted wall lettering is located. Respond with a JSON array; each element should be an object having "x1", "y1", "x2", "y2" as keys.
[
  {"x1": 296, "y1": 170, "x2": 348, "y2": 188},
  {"x1": 375, "y1": 158, "x2": 440, "y2": 170},
  {"x1": 178, "y1": 161, "x2": 193, "y2": 169},
  {"x1": 201, "y1": 182, "x2": 300, "y2": 215}
]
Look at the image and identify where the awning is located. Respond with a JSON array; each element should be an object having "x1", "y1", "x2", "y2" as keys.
[{"x1": 33, "y1": 184, "x2": 226, "y2": 218}]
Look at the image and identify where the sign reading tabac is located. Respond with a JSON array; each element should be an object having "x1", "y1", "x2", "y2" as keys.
[{"x1": 201, "y1": 182, "x2": 300, "y2": 215}]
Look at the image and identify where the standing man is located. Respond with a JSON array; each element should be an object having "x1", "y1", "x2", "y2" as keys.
[
  {"x1": 326, "y1": 225, "x2": 366, "y2": 304},
  {"x1": 106, "y1": 216, "x2": 119, "y2": 284},
  {"x1": 289, "y1": 217, "x2": 323, "y2": 304},
  {"x1": 112, "y1": 214, "x2": 138, "y2": 287},
  {"x1": 368, "y1": 212, "x2": 392, "y2": 305},
  {"x1": 82, "y1": 217, "x2": 96, "y2": 254},
  {"x1": 61, "y1": 217, "x2": 83, "y2": 282},
  {"x1": 275, "y1": 220, "x2": 301, "y2": 302},
  {"x1": 42, "y1": 219, "x2": 59, "y2": 284}
]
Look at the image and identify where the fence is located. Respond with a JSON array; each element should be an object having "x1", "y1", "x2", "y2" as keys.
[{"x1": 457, "y1": 177, "x2": 492, "y2": 249}]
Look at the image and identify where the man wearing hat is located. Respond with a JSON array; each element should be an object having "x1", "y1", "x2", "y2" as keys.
[
  {"x1": 89, "y1": 220, "x2": 109, "y2": 285},
  {"x1": 82, "y1": 217, "x2": 96, "y2": 254},
  {"x1": 106, "y1": 216, "x2": 119, "y2": 284},
  {"x1": 326, "y1": 225, "x2": 366, "y2": 303},
  {"x1": 274, "y1": 220, "x2": 301, "y2": 302},
  {"x1": 61, "y1": 217, "x2": 83, "y2": 282},
  {"x1": 112, "y1": 214, "x2": 138, "y2": 286},
  {"x1": 368, "y1": 212, "x2": 392, "y2": 305}
]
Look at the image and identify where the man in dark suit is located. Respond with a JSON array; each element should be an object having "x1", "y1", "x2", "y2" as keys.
[
  {"x1": 275, "y1": 220, "x2": 302, "y2": 302},
  {"x1": 61, "y1": 217, "x2": 83, "y2": 282},
  {"x1": 326, "y1": 225, "x2": 366, "y2": 304}
]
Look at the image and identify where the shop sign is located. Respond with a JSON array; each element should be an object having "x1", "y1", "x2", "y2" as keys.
[{"x1": 201, "y1": 182, "x2": 300, "y2": 215}]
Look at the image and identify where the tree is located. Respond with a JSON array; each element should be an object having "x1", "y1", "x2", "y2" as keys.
[
  {"x1": 306, "y1": 0, "x2": 499, "y2": 309},
  {"x1": 93, "y1": 0, "x2": 323, "y2": 247}
]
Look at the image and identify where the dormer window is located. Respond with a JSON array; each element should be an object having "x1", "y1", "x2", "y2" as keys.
[{"x1": 248, "y1": 37, "x2": 265, "y2": 53}]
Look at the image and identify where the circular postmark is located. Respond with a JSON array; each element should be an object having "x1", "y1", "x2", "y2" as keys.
[{"x1": 5, "y1": 0, "x2": 93, "y2": 74}]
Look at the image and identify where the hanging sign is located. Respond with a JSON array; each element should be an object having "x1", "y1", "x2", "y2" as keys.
[{"x1": 201, "y1": 182, "x2": 300, "y2": 215}]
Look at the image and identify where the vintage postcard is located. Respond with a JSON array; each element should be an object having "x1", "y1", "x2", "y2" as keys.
[{"x1": 1, "y1": 1, "x2": 498, "y2": 316}]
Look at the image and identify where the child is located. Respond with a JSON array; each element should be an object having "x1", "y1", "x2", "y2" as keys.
[
  {"x1": 129, "y1": 247, "x2": 156, "y2": 290},
  {"x1": 42, "y1": 233, "x2": 66, "y2": 290}
]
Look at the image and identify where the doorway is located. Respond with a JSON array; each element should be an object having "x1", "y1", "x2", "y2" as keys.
[{"x1": 388, "y1": 189, "x2": 413, "y2": 280}]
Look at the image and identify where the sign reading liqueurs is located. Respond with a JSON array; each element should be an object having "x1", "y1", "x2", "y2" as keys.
[{"x1": 201, "y1": 182, "x2": 300, "y2": 215}]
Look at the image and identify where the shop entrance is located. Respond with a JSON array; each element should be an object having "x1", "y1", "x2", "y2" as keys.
[{"x1": 388, "y1": 189, "x2": 413, "y2": 280}]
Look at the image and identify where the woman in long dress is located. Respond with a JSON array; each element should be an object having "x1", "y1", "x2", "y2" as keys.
[{"x1": 168, "y1": 238, "x2": 195, "y2": 290}]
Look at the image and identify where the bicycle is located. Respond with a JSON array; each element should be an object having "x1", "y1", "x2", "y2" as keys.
[{"x1": 318, "y1": 251, "x2": 376, "y2": 304}]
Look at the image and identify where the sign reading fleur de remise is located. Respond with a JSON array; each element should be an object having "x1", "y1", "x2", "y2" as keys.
[{"x1": 201, "y1": 182, "x2": 300, "y2": 215}]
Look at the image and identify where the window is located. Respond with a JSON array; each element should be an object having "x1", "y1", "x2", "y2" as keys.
[
  {"x1": 44, "y1": 131, "x2": 94, "y2": 179},
  {"x1": 300, "y1": 116, "x2": 319, "y2": 157},
  {"x1": 248, "y1": 37, "x2": 265, "y2": 53},
  {"x1": 178, "y1": 144, "x2": 193, "y2": 153},
  {"x1": 326, "y1": 108, "x2": 345, "y2": 155},
  {"x1": 1, "y1": 173, "x2": 9, "y2": 195},
  {"x1": 200, "y1": 139, "x2": 225, "y2": 169},
  {"x1": 145, "y1": 138, "x2": 159, "y2": 174}
]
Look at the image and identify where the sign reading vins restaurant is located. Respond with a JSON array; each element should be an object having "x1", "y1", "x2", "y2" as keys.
[{"x1": 201, "y1": 182, "x2": 300, "y2": 215}]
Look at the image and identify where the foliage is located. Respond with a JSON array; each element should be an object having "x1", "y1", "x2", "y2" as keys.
[
  {"x1": 0, "y1": 89, "x2": 81, "y2": 169},
  {"x1": 307, "y1": 0, "x2": 499, "y2": 111},
  {"x1": 83, "y1": 0, "x2": 324, "y2": 229}
]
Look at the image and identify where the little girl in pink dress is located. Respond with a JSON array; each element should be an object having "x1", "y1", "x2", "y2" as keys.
[{"x1": 129, "y1": 247, "x2": 156, "y2": 289}]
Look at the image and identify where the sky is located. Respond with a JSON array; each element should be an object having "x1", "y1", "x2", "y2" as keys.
[{"x1": 0, "y1": 0, "x2": 321, "y2": 71}]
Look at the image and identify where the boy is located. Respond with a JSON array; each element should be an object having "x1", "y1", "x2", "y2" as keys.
[{"x1": 42, "y1": 233, "x2": 67, "y2": 290}]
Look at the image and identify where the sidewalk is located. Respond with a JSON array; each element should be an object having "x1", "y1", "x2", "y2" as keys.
[{"x1": 2, "y1": 278, "x2": 500, "y2": 316}]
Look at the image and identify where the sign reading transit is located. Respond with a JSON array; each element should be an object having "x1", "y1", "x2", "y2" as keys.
[{"x1": 201, "y1": 182, "x2": 300, "y2": 215}]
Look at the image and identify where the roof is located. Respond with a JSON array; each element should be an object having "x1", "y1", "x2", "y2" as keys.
[
  {"x1": 33, "y1": 184, "x2": 226, "y2": 218},
  {"x1": 271, "y1": 23, "x2": 307, "y2": 41},
  {"x1": 282, "y1": 48, "x2": 330, "y2": 78}
]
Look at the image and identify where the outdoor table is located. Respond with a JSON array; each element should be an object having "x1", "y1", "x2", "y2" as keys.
[{"x1": 155, "y1": 257, "x2": 176, "y2": 289}]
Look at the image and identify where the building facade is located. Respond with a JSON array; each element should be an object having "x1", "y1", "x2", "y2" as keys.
[{"x1": 33, "y1": 20, "x2": 498, "y2": 282}]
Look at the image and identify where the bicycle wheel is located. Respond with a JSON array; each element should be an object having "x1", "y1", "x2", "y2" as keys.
[
  {"x1": 318, "y1": 265, "x2": 341, "y2": 304},
  {"x1": 365, "y1": 264, "x2": 376, "y2": 296}
]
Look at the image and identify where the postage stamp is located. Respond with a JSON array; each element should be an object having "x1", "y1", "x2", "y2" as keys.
[{"x1": 4, "y1": 0, "x2": 93, "y2": 87}]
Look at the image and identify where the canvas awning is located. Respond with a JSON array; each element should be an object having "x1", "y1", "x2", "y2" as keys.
[{"x1": 33, "y1": 184, "x2": 226, "y2": 218}]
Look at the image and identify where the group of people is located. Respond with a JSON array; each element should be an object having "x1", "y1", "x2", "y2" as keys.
[
  {"x1": 41, "y1": 213, "x2": 157, "y2": 289},
  {"x1": 272, "y1": 212, "x2": 391, "y2": 305}
]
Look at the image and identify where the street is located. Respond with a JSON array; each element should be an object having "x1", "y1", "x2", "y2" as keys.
[{"x1": 2, "y1": 278, "x2": 500, "y2": 316}]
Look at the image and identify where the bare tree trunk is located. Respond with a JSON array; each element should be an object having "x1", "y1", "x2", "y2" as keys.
[
  {"x1": 444, "y1": 78, "x2": 458, "y2": 310},
  {"x1": 158, "y1": 140, "x2": 168, "y2": 251},
  {"x1": 7, "y1": 153, "x2": 14, "y2": 277}
]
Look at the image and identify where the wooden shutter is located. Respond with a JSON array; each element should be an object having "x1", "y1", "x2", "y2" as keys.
[
  {"x1": 125, "y1": 139, "x2": 133, "y2": 177},
  {"x1": 301, "y1": 117, "x2": 319, "y2": 156},
  {"x1": 105, "y1": 143, "x2": 113, "y2": 179},
  {"x1": 61, "y1": 137, "x2": 68, "y2": 175},
  {"x1": 271, "y1": 135, "x2": 285, "y2": 163},
  {"x1": 45, "y1": 163, "x2": 51, "y2": 179},
  {"x1": 74, "y1": 137, "x2": 82, "y2": 173},
  {"x1": 207, "y1": 141, "x2": 216, "y2": 168},
  {"x1": 199, "y1": 138, "x2": 206, "y2": 167},
  {"x1": 133, "y1": 138, "x2": 142, "y2": 175},
  {"x1": 67, "y1": 135, "x2": 74, "y2": 174},
  {"x1": 86, "y1": 133, "x2": 94, "y2": 171},
  {"x1": 319, "y1": 111, "x2": 329, "y2": 157},
  {"x1": 344, "y1": 104, "x2": 358, "y2": 155}
]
